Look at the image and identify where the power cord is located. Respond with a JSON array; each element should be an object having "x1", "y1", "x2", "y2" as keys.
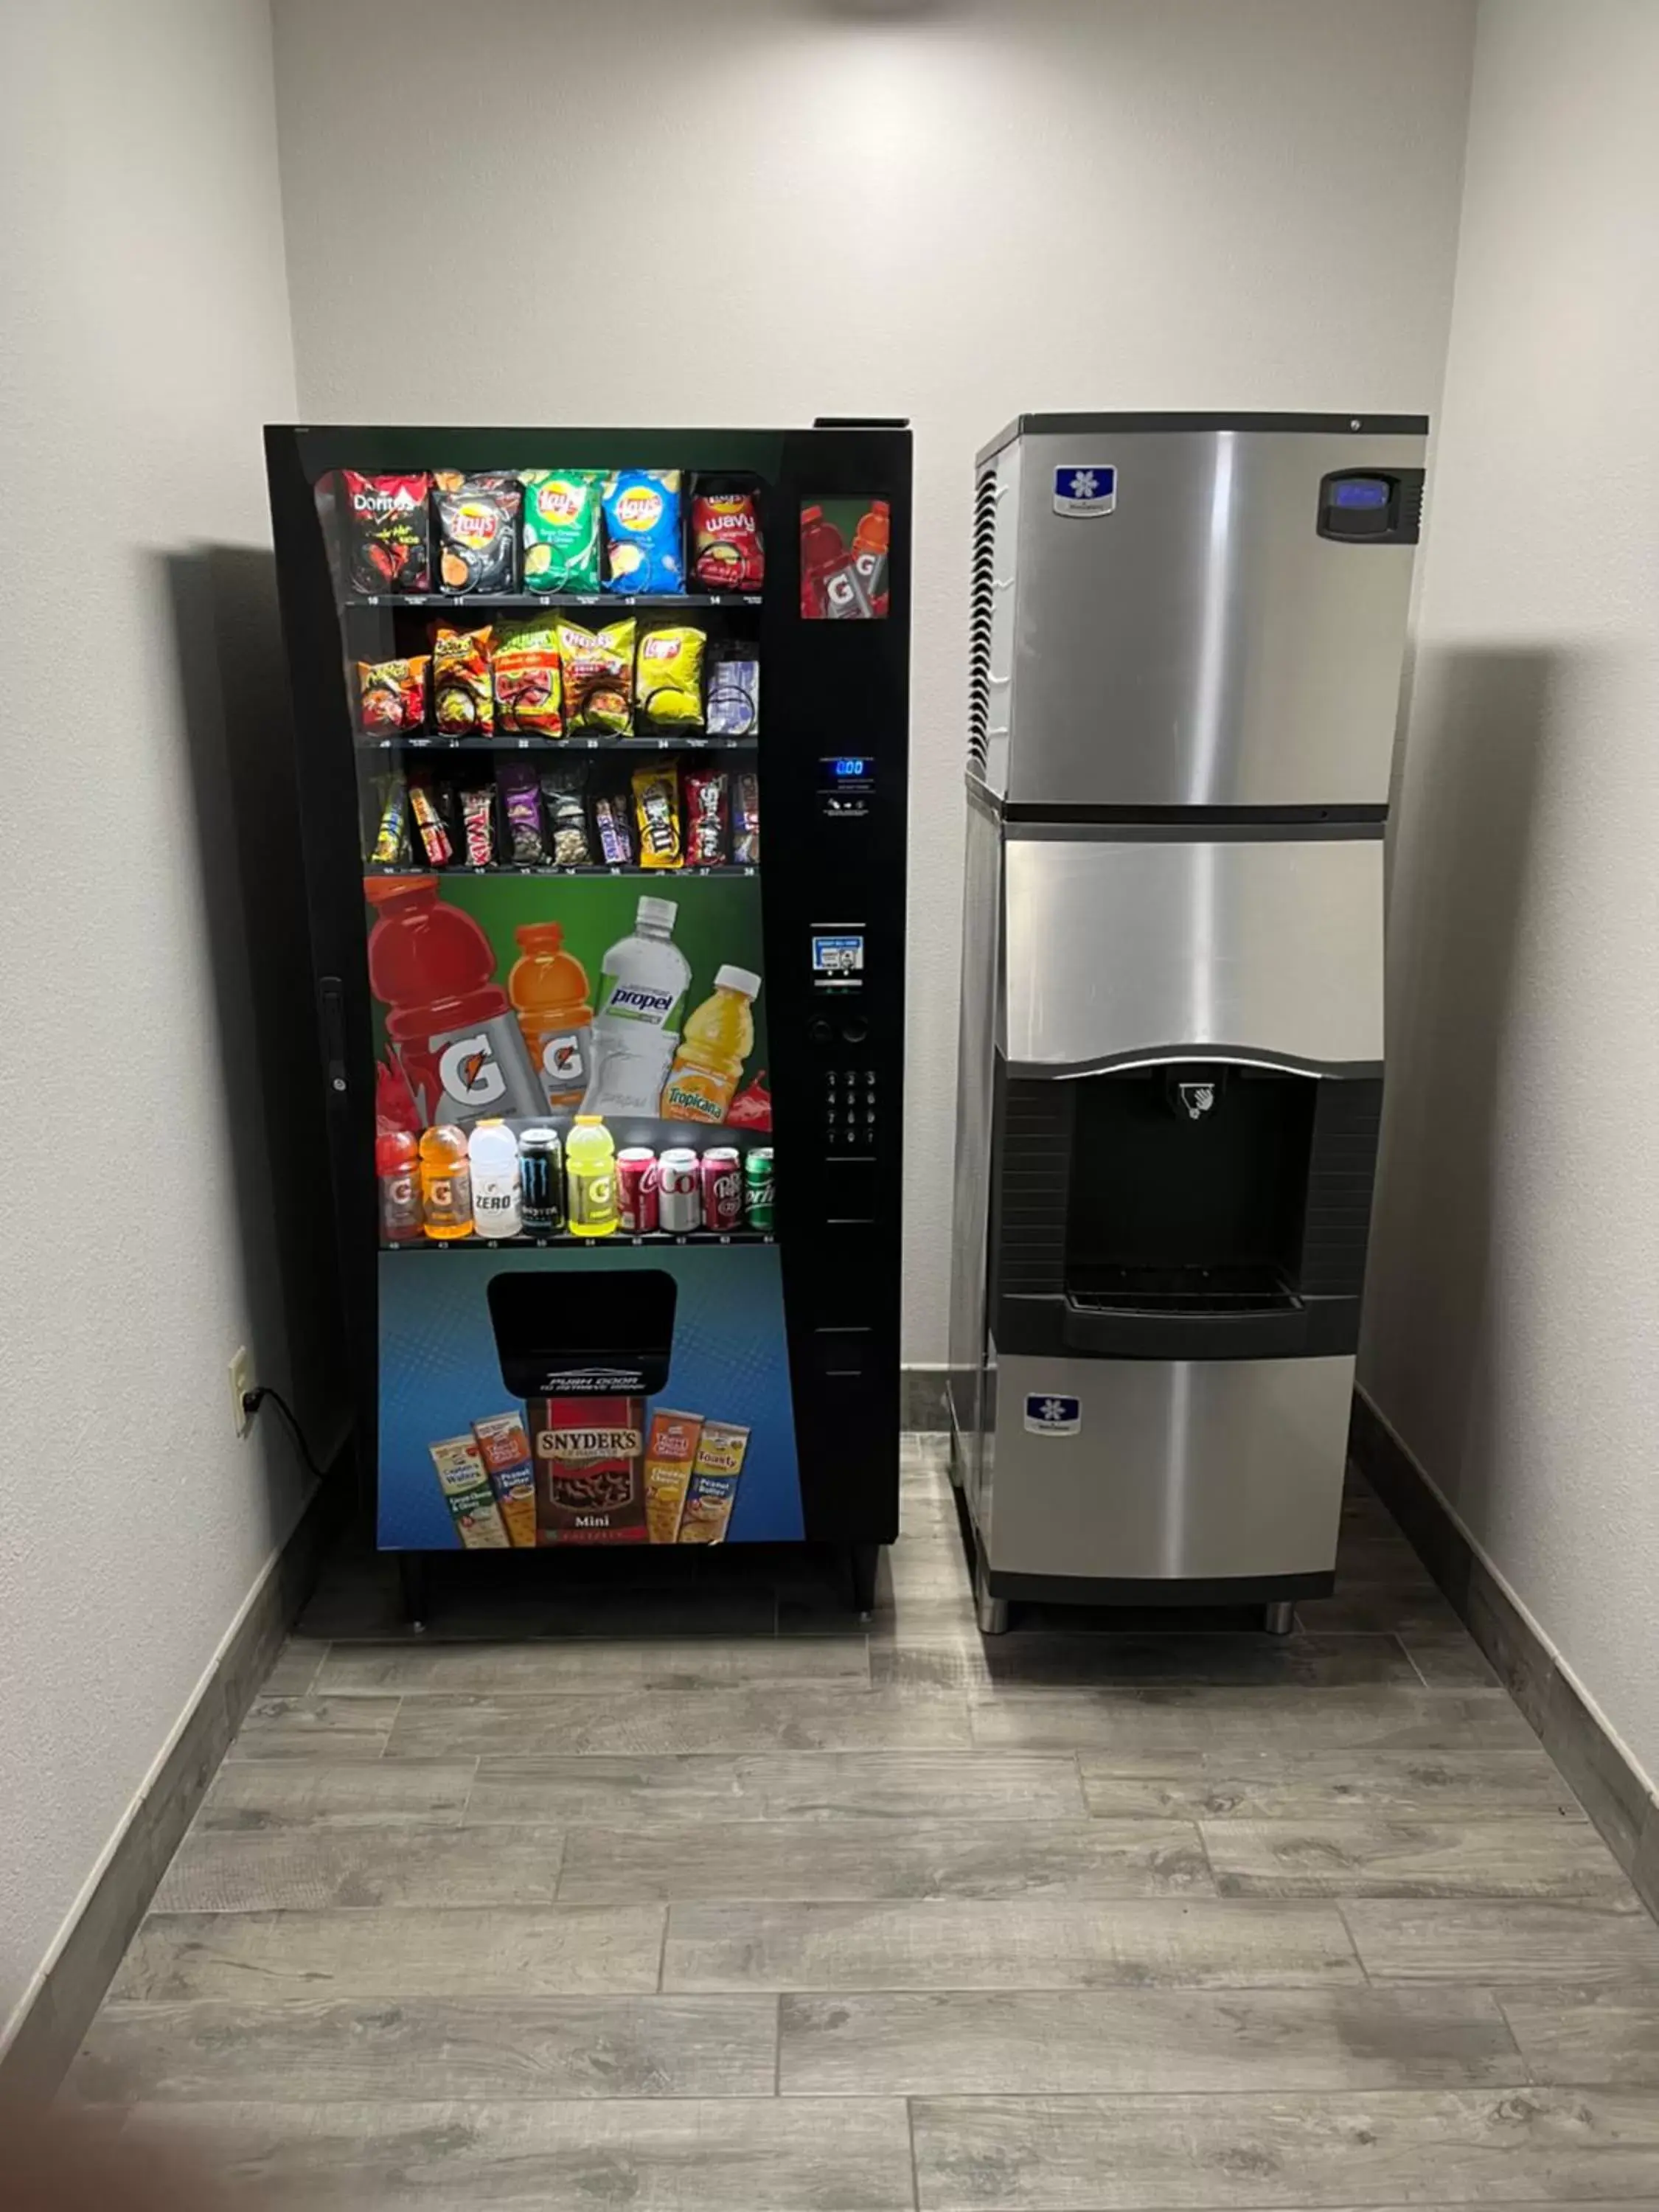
[{"x1": 242, "y1": 1384, "x2": 333, "y2": 1482}]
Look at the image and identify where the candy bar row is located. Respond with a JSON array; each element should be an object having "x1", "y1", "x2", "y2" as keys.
[
  {"x1": 368, "y1": 756, "x2": 759, "y2": 872},
  {"x1": 359, "y1": 617, "x2": 759, "y2": 742},
  {"x1": 336, "y1": 469, "x2": 761, "y2": 599}
]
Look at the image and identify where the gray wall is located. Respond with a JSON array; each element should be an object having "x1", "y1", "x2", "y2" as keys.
[
  {"x1": 1363, "y1": 0, "x2": 1659, "y2": 1787},
  {"x1": 268, "y1": 0, "x2": 1478, "y2": 1363},
  {"x1": 0, "y1": 0, "x2": 310, "y2": 2047}
]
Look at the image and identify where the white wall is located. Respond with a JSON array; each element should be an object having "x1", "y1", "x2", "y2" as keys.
[
  {"x1": 0, "y1": 1, "x2": 307, "y2": 2044},
  {"x1": 270, "y1": 0, "x2": 1476, "y2": 1361},
  {"x1": 1363, "y1": 0, "x2": 1659, "y2": 1784}
]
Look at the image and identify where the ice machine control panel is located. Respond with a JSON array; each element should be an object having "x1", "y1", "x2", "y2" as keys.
[{"x1": 1317, "y1": 467, "x2": 1425, "y2": 544}]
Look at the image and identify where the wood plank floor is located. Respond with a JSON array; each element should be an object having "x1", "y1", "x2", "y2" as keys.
[{"x1": 72, "y1": 1436, "x2": 1659, "y2": 2212}]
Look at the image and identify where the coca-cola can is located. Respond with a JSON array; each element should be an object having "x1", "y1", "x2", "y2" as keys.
[
  {"x1": 701, "y1": 1147, "x2": 743, "y2": 1234},
  {"x1": 657, "y1": 1147, "x2": 702, "y2": 1234},
  {"x1": 616, "y1": 1148, "x2": 660, "y2": 1235}
]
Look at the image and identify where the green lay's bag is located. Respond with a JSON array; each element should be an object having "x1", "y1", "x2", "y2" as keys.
[{"x1": 521, "y1": 470, "x2": 603, "y2": 593}]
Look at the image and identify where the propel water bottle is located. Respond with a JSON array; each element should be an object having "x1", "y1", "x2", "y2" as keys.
[{"x1": 580, "y1": 895, "x2": 690, "y2": 1116}]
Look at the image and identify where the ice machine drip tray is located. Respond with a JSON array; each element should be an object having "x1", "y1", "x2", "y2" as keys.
[{"x1": 1068, "y1": 1263, "x2": 1302, "y2": 1318}]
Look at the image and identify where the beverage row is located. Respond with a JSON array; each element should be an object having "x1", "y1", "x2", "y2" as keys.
[
  {"x1": 335, "y1": 470, "x2": 762, "y2": 598},
  {"x1": 380, "y1": 1120, "x2": 776, "y2": 1245},
  {"x1": 368, "y1": 757, "x2": 759, "y2": 873},
  {"x1": 359, "y1": 620, "x2": 759, "y2": 741},
  {"x1": 369, "y1": 883, "x2": 768, "y2": 1126}
]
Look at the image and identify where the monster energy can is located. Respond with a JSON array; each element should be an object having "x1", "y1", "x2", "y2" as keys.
[
  {"x1": 518, "y1": 1127, "x2": 565, "y2": 1235},
  {"x1": 743, "y1": 1147, "x2": 774, "y2": 1234}
]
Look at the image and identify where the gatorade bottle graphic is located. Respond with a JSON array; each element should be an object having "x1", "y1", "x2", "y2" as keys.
[
  {"x1": 581, "y1": 896, "x2": 691, "y2": 1117},
  {"x1": 852, "y1": 498, "x2": 890, "y2": 616},
  {"x1": 364, "y1": 876, "x2": 542, "y2": 1127},
  {"x1": 799, "y1": 505, "x2": 846, "y2": 619},
  {"x1": 662, "y1": 964, "x2": 761, "y2": 1123},
  {"x1": 509, "y1": 921, "x2": 594, "y2": 1110}
]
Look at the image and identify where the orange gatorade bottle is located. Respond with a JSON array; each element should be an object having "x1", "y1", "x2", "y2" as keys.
[
  {"x1": 662, "y1": 965, "x2": 761, "y2": 1123},
  {"x1": 509, "y1": 921, "x2": 594, "y2": 1110},
  {"x1": 419, "y1": 1124, "x2": 473, "y2": 1240}
]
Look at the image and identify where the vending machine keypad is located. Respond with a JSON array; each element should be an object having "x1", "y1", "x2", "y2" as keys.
[{"x1": 824, "y1": 1068, "x2": 877, "y2": 1152}]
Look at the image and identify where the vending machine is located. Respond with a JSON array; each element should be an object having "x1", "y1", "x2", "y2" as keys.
[{"x1": 265, "y1": 422, "x2": 910, "y2": 1615}]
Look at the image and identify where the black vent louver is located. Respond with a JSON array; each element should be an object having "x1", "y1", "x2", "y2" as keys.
[{"x1": 968, "y1": 464, "x2": 997, "y2": 777}]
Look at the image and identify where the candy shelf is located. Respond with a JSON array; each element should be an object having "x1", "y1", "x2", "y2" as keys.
[
  {"x1": 361, "y1": 734, "x2": 759, "y2": 754},
  {"x1": 363, "y1": 862, "x2": 757, "y2": 880},
  {"x1": 385, "y1": 1229, "x2": 776, "y2": 1253},
  {"x1": 346, "y1": 591, "x2": 762, "y2": 613}
]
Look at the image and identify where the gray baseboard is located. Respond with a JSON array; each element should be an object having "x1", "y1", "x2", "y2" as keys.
[
  {"x1": 0, "y1": 1475, "x2": 341, "y2": 2110},
  {"x1": 901, "y1": 1364, "x2": 954, "y2": 1432},
  {"x1": 1350, "y1": 1386, "x2": 1659, "y2": 1921}
]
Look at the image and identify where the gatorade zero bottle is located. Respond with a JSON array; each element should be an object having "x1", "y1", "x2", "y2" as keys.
[
  {"x1": 364, "y1": 876, "x2": 543, "y2": 1126},
  {"x1": 509, "y1": 921, "x2": 594, "y2": 1110}
]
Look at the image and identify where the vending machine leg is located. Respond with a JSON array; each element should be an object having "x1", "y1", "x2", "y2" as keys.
[
  {"x1": 1263, "y1": 1600, "x2": 1295, "y2": 1638},
  {"x1": 849, "y1": 1543, "x2": 881, "y2": 1618},
  {"x1": 399, "y1": 1554, "x2": 431, "y2": 1633}
]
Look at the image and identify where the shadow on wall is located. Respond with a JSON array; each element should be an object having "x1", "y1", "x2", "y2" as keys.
[
  {"x1": 161, "y1": 546, "x2": 349, "y2": 1478},
  {"x1": 1366, "y1": 645, "x2": 1554, "y2": 1529}
]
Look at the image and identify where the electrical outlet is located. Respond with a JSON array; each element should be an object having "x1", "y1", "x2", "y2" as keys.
[{"x1": 229, "y1": 1346, "x2": 254, "y2": 1437}]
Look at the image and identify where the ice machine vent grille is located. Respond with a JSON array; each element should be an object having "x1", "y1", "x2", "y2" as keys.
[{"x1": 968, "y1": 464, "x2": 997, "y2": 776}]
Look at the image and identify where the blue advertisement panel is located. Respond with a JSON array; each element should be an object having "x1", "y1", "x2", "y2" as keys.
[{"x1": 378, "y1": 1243, "x2": 802, "y2": 1551}]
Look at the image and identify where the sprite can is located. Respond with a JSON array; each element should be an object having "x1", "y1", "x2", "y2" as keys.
[{"x1": 743, "y1": 1147, "x2": 775, "y2": 1233}]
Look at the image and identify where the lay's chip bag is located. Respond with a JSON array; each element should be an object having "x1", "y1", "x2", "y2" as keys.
[
  {"x1": 521, "y1": 470, "x2": 602, "y2": 593},
  {"x1": 603, "y1": 470, "x2": 684, "y2": 594}
]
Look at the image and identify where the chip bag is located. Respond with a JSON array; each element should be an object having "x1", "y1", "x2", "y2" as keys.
[
  {"x1": 432, "y1": 625, "x2": 494, "y2": 734},
  {"x1": 357, "y1": 655, "x2": 429, "y2": 734},
  {"x1": 603, "y1": 470, "x2": 684, "y2": 594},
  {"x1": 493, "y1": 620, "x2": 563, "y2": 736},
  {"x1": 558, "y1": 618, "x2": 635, "y2": 733},
  {"x1": 521, "y1": 470, "x2": 603, "y2": 592},
  {"x1": 540, "y1": 765, "x2": 594, "y2": 866},
  {"x1": 434, "y1": 471, "x2": 521, "y2": 593},
  {"x1": 340, "y1": 471, "x2": 431, "y2": 594},
  {"x1": 498, "y1": 763, "x2": 546, "y2": 865},
  {"x1": 706, "y1": 646, "x2": 760, "y2": 737},
  {"x1": 636, "y1": 626, "x2": 706, "y2": 731},
  {"x1": 692, "y1": 487, "x2": 765, "y2": 592},
  {"x1": 632, "y1": 760, "x2": 682, "y2": 869}
]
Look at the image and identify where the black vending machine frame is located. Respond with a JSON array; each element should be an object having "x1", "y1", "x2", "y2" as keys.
[{"x1": 265, "y1": 422, "x2": 911, "y2": 1606}]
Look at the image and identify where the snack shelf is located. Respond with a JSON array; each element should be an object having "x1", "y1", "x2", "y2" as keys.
[
  {"x1": 363, "y1": 862, "x2": 759, "y2": 880},
  {"x1": 347, "y1": 591, "x2": 762, "y2": 613},
  {"x1": 386, "y1": 1230, "x2": 776, "y2": 1253},
  {"x1": 362, "y1": 735, "x2": 759, "y2": 754}
]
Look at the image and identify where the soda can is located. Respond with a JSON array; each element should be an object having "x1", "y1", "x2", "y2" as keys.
[
  {"x1": 518, "y1": 1127, "x2": 565, "y2": 1234},
  {"x1": 701, "y1": 1147, "x2": 742, "y2": 1235},
  {"x1": 658, "y1": 1147, "x2": 702, "y2": 1234},
  {"x1": 744, "y1": 1147, "x2": 775, "y2": 1233},
  {"x1": 616, "y1": 1147, "x2": 660, "y2": 1235}
]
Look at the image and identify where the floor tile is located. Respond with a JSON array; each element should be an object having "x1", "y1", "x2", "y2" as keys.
[
  {"x1": 1079, "y1": 1747, "x2": 1585, "y2": 1821},
  {"x1": 384, "y1": 1686, "x2": 973, "y2": 1758},
  {"x1": 110, "y1": 1905, "x2": 664, "y2": 2000},
  {"x1": 196, "y1": 1758, "x2": 474, "y2": 1831},
  {"x1": 467, "y1": 1750, "x2": 1085, "y2": 1826},
  {"x1": 1498, "y1": 1982, "x2": 1659, "y2": 2084},
  {"x1": 780, "y1": 1985, "x2": 1523, "y2": 2093},
  {"x1": 1343, "y1": 1897, "x2": 1659, "y2": 1982},
  {"x1": 967, "y1": 1686, "x2": 1538, "y2": 1754},
  {"x1": 132, "y1": 2096, "x2": 916, "y2": 2211},
  {"x1": 72, "y1": 1994, "x2": 776, "y2": 2104},
  {"x1": 664, "y1": 1896, "x2": 1362, "y2": 1990},
  {"x1": 1201, "y1": 1816, "x2": 1635, "y2": 1899},
  {"x1": 560, "y1": 1816, "x2": 1209, "y2": 1904},
  {"x1": 874, "y1": 1632, "x2": 1419, "y2": 1693},
  {"x1": 911, "y1": 2086, "x2": 1659, "y2": 2209},
  {"x1": 153, "y1": 1825, "x2": 566, "y2": 1911},
  {"x1": 226, "y1": 1695, "x2": 400, "y2": 1761},
  {"x1": 256, "y1": 1640, "x2": 327, "y2": 1696},
  {"x1": 318, "y1": 1637, "x2": 868, "y2": 1694}
]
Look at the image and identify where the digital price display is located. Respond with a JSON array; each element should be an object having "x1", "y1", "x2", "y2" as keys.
[
  {"x1": 818, "y1": 754, "x2": 874, "y2": 819},
  {"x1": 812, "y1": 932, "x2": 865, "y2": 989}
]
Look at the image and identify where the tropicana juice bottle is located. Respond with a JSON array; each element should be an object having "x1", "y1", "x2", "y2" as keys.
[
  {"x1": 509, "y1": 921, "x2": 593, "y2": 1110},
  {"x1": 662, "y1": 965, "x2": 761, "y2": 1124},
  {"x1": 364, "y1": 875, "x2": 543, "y2": 1127}
]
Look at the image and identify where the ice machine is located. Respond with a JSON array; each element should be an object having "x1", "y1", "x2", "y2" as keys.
[{"x1": 948, "y1": 412, "x2": 1426, "y2": 1632}]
